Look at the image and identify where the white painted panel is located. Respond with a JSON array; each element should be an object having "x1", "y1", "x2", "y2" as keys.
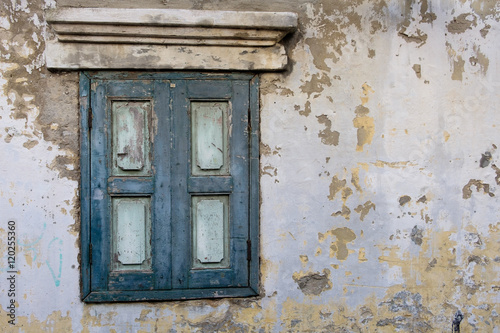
[
  {"x1": 196, "y1": 199, "x2": 224, "y2": 263},
  {"x1": 116, "y1": 199, "x2": 146, "y2": 265},
  {"x1": 193, "y1": 103, "x2": 224, "y2": 170},
  {"x1": 112, "y1": 101, "x2": 151, "y2": 176}
]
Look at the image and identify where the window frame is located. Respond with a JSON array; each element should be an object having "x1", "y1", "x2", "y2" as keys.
[{"x1": 79, "y1": 72, "x2": 260, "y2": 302}]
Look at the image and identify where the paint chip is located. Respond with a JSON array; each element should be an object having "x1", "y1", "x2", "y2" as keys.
[
  {"x1": 412, "y1": 64, "x2": 422, "y2": 78},
  {"x1": 410, "y1": 225, "x2": 423, "y2": 246},
  {"x1": 293, "y1": 269, "x2": 332, "y2": 296},
  {"x1": 399, "y1": 195, "x2": 411, "y2": 206},
  {"x1": 462, "y1": 179, "x2": 494, "y2": 199}
]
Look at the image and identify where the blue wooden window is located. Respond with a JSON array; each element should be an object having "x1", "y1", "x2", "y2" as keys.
[{"x1": 80, "y1": 72, "x2": 259, "y2": 302}]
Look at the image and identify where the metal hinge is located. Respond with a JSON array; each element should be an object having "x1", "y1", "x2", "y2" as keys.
[
  {"x1": 89, "y1": 243, "x2": 93, "y2": 265},
  {"x1": 247, "y1": 239, "x2": 252, "y2": 261},
  {"x1": 88, "y1": 107, "x2": 93, "y2": 129}
]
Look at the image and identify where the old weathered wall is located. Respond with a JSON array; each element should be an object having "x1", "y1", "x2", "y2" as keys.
[{"x1": 1, "y1": 0, "x2": 499, "y2": 332}]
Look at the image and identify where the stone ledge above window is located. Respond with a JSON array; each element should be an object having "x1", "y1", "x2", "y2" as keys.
[{"x1": 45, "y1": 8, "x2": 298, "y2": 71}]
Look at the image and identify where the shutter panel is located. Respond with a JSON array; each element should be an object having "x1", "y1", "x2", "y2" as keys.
[
  {"x1": 82, "y1": 73, "x2": 257, "y2": 301},
  {"x1": 90, "y1": 79, "x2": 171, "y2": 292},
  {"x1": 171, "y1": 79, "x2": 250, "y2": 289}
]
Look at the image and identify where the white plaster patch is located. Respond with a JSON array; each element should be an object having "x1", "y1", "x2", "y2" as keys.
[
  {"x1": 187, "y1": 302, "x2": 230, "y2": 320},
  {"x1": 31, "y1": 32, "x2": 40, "y2": 48},
  {"x1": 0, "y1": 16, "x2": 11, "y2": 30},
  {"x1": 12, "y1": 0, "x2": 30, "y2": 13},
  {"x1": 43, "y1": 0, "x2": 56, "y2": 10},
  {"x1": 15, "y1": 41, "x2": 33, "y2": 58},
  {"x1": 24, "y1": 53, "x2": 44, "y2": 74},
  {"x1": 0, "y1": 62, "x2": 18, "y2": 72},
  {"x1": 0, "y1": 135, "x2": 79, "y2": 320},
  {"x1": 29, "y1": 13, "x2": 41, "y2": 28}
]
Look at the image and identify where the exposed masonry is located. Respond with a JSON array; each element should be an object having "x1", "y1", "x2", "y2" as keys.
[{"x1": 1, "y1": 0, "x2": 500, "y2": 331}]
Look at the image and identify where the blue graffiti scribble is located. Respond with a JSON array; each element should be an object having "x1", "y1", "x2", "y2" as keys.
[
  {"x1": 46, "y1": 237, "x2": 63, "y2": 287},
  {"x1": 17, "y1": 222, "x2": 47, "y2": 263}
]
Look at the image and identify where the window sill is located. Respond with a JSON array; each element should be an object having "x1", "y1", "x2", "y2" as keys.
[{"x1": 83, "y1": 287, "x2": 259, "y2": 303}]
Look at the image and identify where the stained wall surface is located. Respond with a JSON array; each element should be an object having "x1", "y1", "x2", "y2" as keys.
[{"x1": 1, "y1": 0, "x2": 499, "y2": 332}]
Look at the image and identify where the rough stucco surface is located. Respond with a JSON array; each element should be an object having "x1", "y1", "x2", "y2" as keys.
[{"x1": 1, "y1": 0, "x2": 499, "y2": 332}]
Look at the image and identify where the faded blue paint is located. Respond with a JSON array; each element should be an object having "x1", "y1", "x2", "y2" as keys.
[{"x1": 81, "y1": 73, "x2": 258, "y2": 302}]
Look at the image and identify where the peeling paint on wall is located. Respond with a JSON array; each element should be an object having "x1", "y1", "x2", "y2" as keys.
[
  {"x1": 353, "y1": 105, "x2": 374, "y2": 151},
  {"x1": 354, "y1": 201, "x2": 375, "y2": 221},
  {"x1": 293, "y1": 269, "x2": 332, "y2": 296},
  {"x1": 2, "y1": 0, "x2": 500, "y2": 331},
  {"x1": 316, "y1": 114, "x2": 340, "y2": 146},
  {"x1": 462, "y1": 179, "x2": 495, "y2": 199},
  {"x1": 447, "y1": 13, "x2": 477, "y2": 34}
]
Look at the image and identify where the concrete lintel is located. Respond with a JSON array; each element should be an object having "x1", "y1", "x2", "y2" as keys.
[
  {"x1": 45, "y1": 8, "x2": 297, "y2": 71},
  {"x1": 46, "y1": 8, "x2": 298, "y2": 31},
  {"x1": 45, "y1": 41, "x2": 288, "y2": 71}
]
